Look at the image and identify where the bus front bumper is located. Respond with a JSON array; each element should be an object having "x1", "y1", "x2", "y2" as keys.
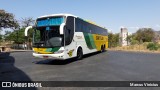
[{"x1": 33, "y1": 52, "x2": 65, "y2": 60}]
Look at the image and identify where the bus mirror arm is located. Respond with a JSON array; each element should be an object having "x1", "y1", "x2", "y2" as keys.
[
  {"x1": 25, "y1": 26, "x2": 33, "y2": 37},
  {"x1": 60, "y1": 23, "x2": 65, "y2": 35}
]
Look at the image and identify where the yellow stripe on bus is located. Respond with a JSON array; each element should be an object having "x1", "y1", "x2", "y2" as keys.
[{"x1": 33, "y1": 48, "x2": 53, "y2": 54}]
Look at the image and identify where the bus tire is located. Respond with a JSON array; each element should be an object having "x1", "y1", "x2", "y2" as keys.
[
  {"x1": 101, "y1": 45, "x2": 105, "y2": 52},
  {"x1": 103, "y1": 45, "x2": 106, "y2": 52},
  {"x1": 100, "y1": 45, "x2": 104, "y2": 52},
  {"x1": 77, "y1": 47, "x2": 83, "y2": 60}
]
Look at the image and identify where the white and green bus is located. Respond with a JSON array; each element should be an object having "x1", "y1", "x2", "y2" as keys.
[{"x1": 25, "y1": 14, "x2": 108, "y2": 60}]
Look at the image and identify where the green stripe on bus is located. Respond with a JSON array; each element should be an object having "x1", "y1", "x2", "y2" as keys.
[
  {"x1": 46, "y1": 47, "x2": 60, "y2": 52},
  {"x1": 89, "y1": 34, "x2": 96, "y2": 49},
  {"x1": 83, "y1": 33, "x2": 96, "y2": 49}
]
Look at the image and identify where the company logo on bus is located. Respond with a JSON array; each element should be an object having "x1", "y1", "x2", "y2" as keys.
[
  {"x1": 67, "y1": 49, "x2": 74, "y2": 57},
  {"x1": 96, "y1": 36, "x2": 104, "y2": 40},
  {"x1": 76, "y1": 35, "x2": 83, "y2": 39}
]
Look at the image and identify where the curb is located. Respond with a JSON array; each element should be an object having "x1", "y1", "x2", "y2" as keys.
[
  {"x1": 10, "y1": 50, "x2": 33, "y2": 52},
  {"x1": 1, "y1": 50, "x2": 33, "y2": 53},
  {"x1": 108, "y1": 49, "x2": 160, "y2": 54}
]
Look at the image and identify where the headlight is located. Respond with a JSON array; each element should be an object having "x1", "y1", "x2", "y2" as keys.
[{"x1": 54, "y1": 50, "x2": 64, "y2": 54}]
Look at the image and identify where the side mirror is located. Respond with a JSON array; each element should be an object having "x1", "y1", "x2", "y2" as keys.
[
  {"x1": 25, "y1": 26, "x2": 33, "y2": 36},
  {"x1": 60, "y1": 23, "x2": 65, "y2": 35}
]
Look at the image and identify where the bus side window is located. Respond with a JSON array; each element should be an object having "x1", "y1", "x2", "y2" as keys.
[
  {"x1": 75, "y1": 18, "x2": 82, "y2": 32},
  {"x1": 90, "y1": 24, "x2": 95, "y2": 34}
]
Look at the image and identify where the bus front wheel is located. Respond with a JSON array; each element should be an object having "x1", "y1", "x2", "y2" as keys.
[{"x1": 77, "y1": 48, "x2": 83, "y2": 60}]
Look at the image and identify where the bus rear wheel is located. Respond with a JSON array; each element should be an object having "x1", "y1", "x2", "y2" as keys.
[
  {"x1": 103, "y1": 45, "x2": 106, "y2": 52},
  {"x1": 101, "y1": 45, "x2": 105, "y2": 52},
  {"x1": 77, "y1": 48, "x2": 83, "y2": 60}
]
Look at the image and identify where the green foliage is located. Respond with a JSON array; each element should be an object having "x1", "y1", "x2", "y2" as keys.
[
  {"x1": 0, "y1": 9, "x2": 19, "y2": 29},
  {"x1": 147, "y1": 43, "x2": 159, "y2": 50},
  {"x1": 126, "y1": 28, "x2": 155, "y2": 45},
  {"x1": 0, "y1": 34, "x2": 2, "y2": 41},
  {"x1": 5, "y1": 29, "x2": 24, "y2": 44},
  {"x1": 126, "y1": 35, "x2": 132, "y2": 42},
  {"x1": 4, "y1": 28, "x2": 34, "y2": 44},
  {"x1": 108, "y1": 33, "x2": 119, "y2": 47},
  {"x1": 0, "y1": 9, "x2": 35, "y2": 50},
  {"x1": 131, "y1": 39, "x2": 139, "y2": 45},
  {"x1": 127, "y1": 34, "x2": 139, "y2": 45},
  {"x1": 135, "y1": 28, "x2": 155, "y2": 42},
  {"x1": 28, "y1": 28, "x2": 34, "y2": 43}
]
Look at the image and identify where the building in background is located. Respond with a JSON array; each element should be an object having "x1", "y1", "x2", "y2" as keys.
[{"x1": 119, "y1": 28, "x2": 130, "y2": 46}]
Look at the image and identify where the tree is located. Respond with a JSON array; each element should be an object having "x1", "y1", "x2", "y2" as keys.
[
  {"x1": 0, "y1": 34, "x2": 2, "y2": 41},
  {"x1": 3, "y1": 17, "x2": 35, "y2": 49},
  {"x1": 4, "y1": 31, "x2": 12, "y2": 42},
  {"x1": 21, "y1": 17, "x2": 34, "y2": 28},
  {"x1": 0, "y1": 9, "x2": 19, "y2": 30},
  {"x1": 108, "y1": 33, "x2": 119, "y2": 47},
  {"x1": 5, "y1": 28, "x2": 25, "y2": 44},
  {"x1": 135, "y1": 28, "x2": 155, "y2": 43},
  {"x1": 127, "y1": 34, "x2": 139, "y2": 45},
  {"x1": 20, "y1": 17, "x2": 35, "y2": 49}
]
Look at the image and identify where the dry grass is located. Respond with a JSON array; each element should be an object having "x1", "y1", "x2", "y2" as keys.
[{"x1": 109, "y1": 43, "x2": 160, "y2": 53}]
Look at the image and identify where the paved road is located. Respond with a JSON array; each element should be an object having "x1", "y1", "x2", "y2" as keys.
[{"x1": 0, "y1": 51, "x2": 160, "y2": 90}]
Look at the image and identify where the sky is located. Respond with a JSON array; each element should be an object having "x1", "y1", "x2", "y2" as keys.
[{"x1": 0, "y1": 0, "x2": 160, "y2": 33}]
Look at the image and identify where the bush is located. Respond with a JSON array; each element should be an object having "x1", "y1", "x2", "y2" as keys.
[
  {"x1": 147, "y1": 43, "x2": 159, "y2": 50},
  {"x1": 131, "y1": 40, "x2": 139, "y2": 45}
]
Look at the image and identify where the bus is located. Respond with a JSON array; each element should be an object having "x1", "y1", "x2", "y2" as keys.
[{"x1": 25, "y1": 14, "x2": 108, "y2": 60}]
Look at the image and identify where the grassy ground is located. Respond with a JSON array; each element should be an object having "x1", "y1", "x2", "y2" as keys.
[{"x1": 109, "y1": 42, "x2": 160, "y2": 53}]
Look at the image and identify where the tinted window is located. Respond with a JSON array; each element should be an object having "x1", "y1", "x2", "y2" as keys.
[
  {"x1": 37, "y1": 17, "x2": 64, "y2": 27},
  {"x1": 65, "y1": 16, "x2": 74, "y2": 45},
  {"x1": 75, "y1": 18, "x2": 108, "y2": 35},
  {"x1": 75, "y1": 18, "x2": 82, "y2": 32}
]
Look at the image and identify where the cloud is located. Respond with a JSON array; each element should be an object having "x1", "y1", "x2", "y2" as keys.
[
  {"x1": 155, "y1": 24, "x2": 160, "y2": 27},
  {"x1": 128, "y1": 27, "x2": 139, "y2": 29},
  {"x1": 120, "y1": 26, "x2": 139, "y2": 30},
  {"x1": 119, "y1": 26, "x2": 125, "y2": 29},
  {"x1": 153, "y1": 24, "x2": 160, "y2": 31},
  {"x1": 107, "y1": 28, "x2": 112, "y2": 33},
  {"x1": 141, "y1": 26, "x2": 151, "y2": 28}
]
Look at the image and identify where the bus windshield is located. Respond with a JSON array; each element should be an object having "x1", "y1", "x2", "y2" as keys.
[
  {"x1": 33, "y1": 26, "x2": 64, "y2": 48},
  {"x1": 33, "y1": 17, "x2": 65, "y2": 48}
]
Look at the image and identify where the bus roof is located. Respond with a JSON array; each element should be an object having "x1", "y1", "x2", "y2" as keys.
[
  {"x1": 37, "y1": 13, "x2": 107, "y2": 30},
  {"x1": 38, "y1": 13, "x2": 78, "y2": 19}
]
